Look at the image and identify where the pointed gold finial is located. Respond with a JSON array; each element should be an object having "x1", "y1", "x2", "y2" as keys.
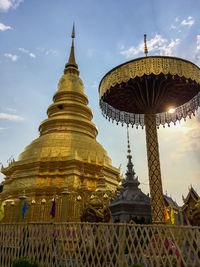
[
  {"x1": 71, "y1": 23, "x2": 75, "y2": 39},
  {"x1": 64, "y1": 23, "x2": 79, "y2": 74},
  {"x1": 144, "y1": 34, "x2": 148, "y2": 57}
]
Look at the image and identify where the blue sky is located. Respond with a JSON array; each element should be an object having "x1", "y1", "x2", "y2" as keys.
[{"x1": 0, "y1": 0, "x2": 199, "y2": 205}]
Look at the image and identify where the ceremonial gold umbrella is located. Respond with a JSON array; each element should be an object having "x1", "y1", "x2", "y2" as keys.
[{"x1": 98, "y1": 35, "x2": 200, "y2": 224}]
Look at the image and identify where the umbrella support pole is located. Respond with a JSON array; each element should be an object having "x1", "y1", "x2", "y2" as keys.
[{"x1": 145, "y1": 113, "x2": 165, "y2": 224}]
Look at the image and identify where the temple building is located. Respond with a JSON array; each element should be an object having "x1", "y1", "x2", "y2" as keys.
[
  {"x1": 164, "y1": 194, "x2": 179, "y2": 212},
  {"x1": 0, "y1": 26, "x2": 120, "y2": 222},
  {"x1": 109, "y1": 129, "x2": 152, "y2": 224},
  {"x1": 163, "y1": 194, "x2": 179, "y2": 225},
  {"x1": 181, "y1": 186, "x2": 200, "y2": 226}
]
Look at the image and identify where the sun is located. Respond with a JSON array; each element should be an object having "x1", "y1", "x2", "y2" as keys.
[{"x1": 168, "y1": 107, "x2": 175, "y2": 113}]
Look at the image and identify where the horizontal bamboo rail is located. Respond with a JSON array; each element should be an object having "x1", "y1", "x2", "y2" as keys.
[{"x1": 0, "y1": 222, "x2": 199, "y2": 267}]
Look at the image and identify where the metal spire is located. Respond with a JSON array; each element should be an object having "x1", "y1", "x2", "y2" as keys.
[
  {"x1": 65, "y1": 23, "x2": 78, "y2": 70},
  {"x1": 144, "y1": 34, "x2": 148, "y2": 57},
  {"x1": 126, "y1": 128, "x2": 136, "y2": 178},
  {"x1": 122, "y1": 127, "x2": 139, "y2": 187},
  {"x1": 127, "y1": 127, "x2": 132, "y2": 162},
  {"x1": 71, "y1": 23, "x2": 75, "y2": 38}
]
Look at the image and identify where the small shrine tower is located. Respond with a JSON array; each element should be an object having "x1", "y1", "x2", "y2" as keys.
[{"x1": 110, "y1": 129, "x2": 151, "y2": 224}]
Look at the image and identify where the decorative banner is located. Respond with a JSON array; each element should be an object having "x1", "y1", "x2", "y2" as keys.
[
  {"x1": 0, "y1": 202, "x2": 5, "y2": 221},
  {"x1": 22, "y1": 200, "x2": 27, "y2": 218},
  {"x1": 178, "y1": 210, "x2": 181, "y2": 224},
  {"x1": 50, "y1": 199, "x2": 56, "y2": 218},
  {"x1": 170, "y1": 206, "x2": 175, "y2": 224},
  {"x1": 164, "y1": 205, "x2": 170, "y2": 221}
]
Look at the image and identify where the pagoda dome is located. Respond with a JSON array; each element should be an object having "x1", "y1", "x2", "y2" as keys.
[
  {"x1": 57, "y1": 71, "x2": 84, "y2": 93},
  {"x1": 18, "y1": 64, "x2": 111, "y2": 166}
]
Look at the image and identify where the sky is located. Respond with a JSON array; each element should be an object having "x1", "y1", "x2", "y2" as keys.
[{"x1": 0, "y1": 0, "x2": 199, "y2": 205}]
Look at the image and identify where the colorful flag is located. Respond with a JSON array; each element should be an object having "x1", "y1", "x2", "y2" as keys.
[
  {"x1": 50, "y1": 198, "x2": 56, "y2": 218},
  {"x1": 0, "y1": 202, "x2": 5, "y2": 221},
  {"x1": 170, "y1": 206, "x2": 175, "y2": 224},
  {"x1": 164, "y1": 205, "x2": 170, "y2": 221},
  {"x1": 178, "y1": 210, "x2": 181, "y2": 224},
  {"x1": 22, "y1": 200, "x2": 27, "y2": 218}
]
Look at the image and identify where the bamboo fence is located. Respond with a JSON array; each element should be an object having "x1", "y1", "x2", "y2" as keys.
[{"x1": 0, "y1": 222, "x2": 199, "y2": 267}]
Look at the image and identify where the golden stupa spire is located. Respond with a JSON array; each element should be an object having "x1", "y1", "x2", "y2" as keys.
[
  {"x1": 144, "y1": 34, "x2": 148, "y2": 57},
  {"x1": 65, "y1": 23, "x2": 78, "y2": 71}
]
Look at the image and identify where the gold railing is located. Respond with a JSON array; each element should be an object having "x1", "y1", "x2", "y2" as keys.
[{"x1": 0, "y1": 223, "x2": 200, "y2": 267}]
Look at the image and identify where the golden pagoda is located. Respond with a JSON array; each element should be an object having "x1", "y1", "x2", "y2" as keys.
[{"x1": 0, "y1": 25, "x2": 120, "y2": 222}]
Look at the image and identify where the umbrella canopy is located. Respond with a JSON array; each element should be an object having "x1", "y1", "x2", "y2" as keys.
[{"x1": 99, "y1": 56, "x2": 200, "y2": 127}]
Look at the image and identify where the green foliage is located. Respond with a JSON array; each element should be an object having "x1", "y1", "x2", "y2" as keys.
[
  {"x1": 12, "y1": 257, "x2": 38, "y2": 267},
  {"x1": 131, "y1": 263, "x2": 144, "y2": 267}
]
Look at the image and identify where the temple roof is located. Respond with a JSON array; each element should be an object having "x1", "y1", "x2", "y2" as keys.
[
  {"x1": 164, "y1": 195, "x2": 179, "y2": 211},
  {"x1": 181, "y1": 186, "x2": 200, "y2": 212},
  {"x1": 182, "y1": 186, "x2": 199, "y2": 204}
]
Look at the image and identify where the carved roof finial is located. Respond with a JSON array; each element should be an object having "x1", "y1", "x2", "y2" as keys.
[{"x1": 144, "y1": 34, "x2": 148, "y2": 57}]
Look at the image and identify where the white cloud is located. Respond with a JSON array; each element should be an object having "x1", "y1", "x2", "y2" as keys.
[
  {"x1": 193, "y1": 35, "x2": 200, "y2": 65},
  {"x1": 0, "y1": 0, "x2": 23, "y2": 12},
  {"x1": 170, "y1": 17, "x2": 179, "y2": 31},
  {"x1": 4, "y1": 53, "x2": 18, "y2": 62},
  {"x1": 0, "y1": 22, "x2": 12, "y2": 31},
  {"x1": 29, "y1": 53, "x2": 36, "y2": 58},
  {"x1": 45, "y1": 49, "x2": 57, "y2": 56},
  {"x1": 158, "y1": 117, "x2": 200, "y2": 205},
  {"x1": 197, "y1": 35, "x2": 200, "y2": 51},
  {"x1": 18, "y1": 47, "x2": 28, "y2": 53},
  {"x1": 170, "y1": 25, "x2": 176, "y2": 30},
  {"x1": 160, "y1": 38, "x2": 180, "y2": 55},
  {"x1": 159, "y1": 117, "x2": 200, "y2": 161},
  {"x1": 171, "y1": 16, "x2": 194, "y2": 31},
  {"x1": 0, "y1": 0, "x2": 11, "y2": 11},
  {"x1": 120, "y1": 34, "x2": 180, "y2": 57},
  {"x1": 120, "y1": 43, "x2": 143, "y2": 57},
  {"x1": 36, "y1": 47, "x2": 57, "y2": 56},
  {"x1": 18, "y1": 47, "x2": 36, "y2": 58},
  {"x1": 181, "y1": 16, "x2": 194, "y2": 27},
  {"x1": 0, "y1": 113, "x2": 24, "y2": 121},
  {"x1": 175, "y1": 17, "x2": 180, "y2": 22}
]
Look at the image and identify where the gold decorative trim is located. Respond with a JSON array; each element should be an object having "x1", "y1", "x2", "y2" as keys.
[
  {"x1": 100, "y1": 91, "x2": 200, "y2": 128},
  {"x1": 99, "y1": 56, "x2": 200, "y2": 98}
]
